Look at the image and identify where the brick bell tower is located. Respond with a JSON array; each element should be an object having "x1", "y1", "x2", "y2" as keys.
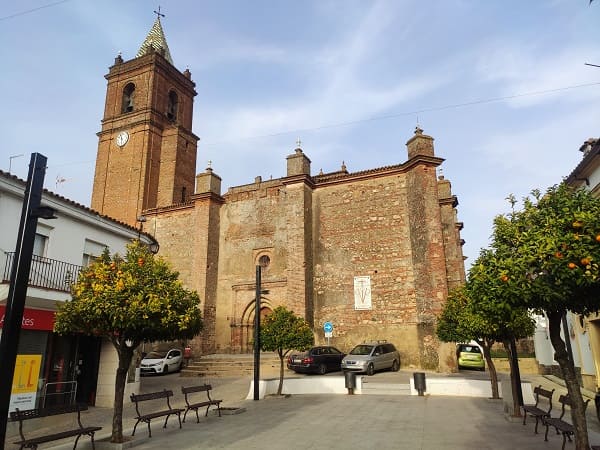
[{"x1": 91, "y1": 16, "x2": 198, "y2": 226}]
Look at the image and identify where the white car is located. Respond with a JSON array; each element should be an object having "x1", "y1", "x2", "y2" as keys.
[{"x1": 140, "y1": 349, "x2": 183, "y2": 375}]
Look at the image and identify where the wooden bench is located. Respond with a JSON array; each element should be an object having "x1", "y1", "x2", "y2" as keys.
[
  {"x1": 130, "y1": 389, "x2": 183, "y2": 438},
  {"x1": 10, "y1": 403, "x2": 102, "y2": 450},
  {"x1": 522, "y1": 385, "x2": 554, "y2": 434},
  {"x1": 544, "y1": 394, "x2": 590, "y2": 450},
  {"x1": 181, "y1": 384, "x2": 223, "y2": 423}
]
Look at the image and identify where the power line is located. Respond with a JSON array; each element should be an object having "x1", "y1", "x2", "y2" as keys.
[
  {"x1": 0, "y1": 0, "x2": 71, "y2": 21},
  {"x1": 203, "y1": 81, "x2": 600, "y2": 147}
]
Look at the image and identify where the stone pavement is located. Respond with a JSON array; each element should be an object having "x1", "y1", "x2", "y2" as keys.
[{"x1": 5, "y1": 369, "x2": 600, "y2": 450}]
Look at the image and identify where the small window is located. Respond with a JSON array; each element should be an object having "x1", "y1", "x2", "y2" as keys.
[
  {"x1": 167, "y1": 90, "x2": 178, "y2": 121},
  {"x1": 33, "y1": 233, "x2": 47, "y2": 258},
  {"x1": 122, "y1": 83, "x2": 135, "y2": 113},
  {"x1": 258, "y1": 254, "x2": 270, "y2": 269}
]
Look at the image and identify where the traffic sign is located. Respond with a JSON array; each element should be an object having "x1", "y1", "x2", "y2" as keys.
[{"x1": 323, "y1": 322, "x2": 333, "y2": 333}]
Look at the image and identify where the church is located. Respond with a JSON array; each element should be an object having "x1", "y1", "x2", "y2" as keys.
[{"x1": 91, "y1": 17, "x2": 466, "y2": 370}]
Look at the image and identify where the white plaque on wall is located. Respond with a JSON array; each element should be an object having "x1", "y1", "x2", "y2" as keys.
[{"x1": 354, "y1": 276, "x2": 372, "y2": 310}]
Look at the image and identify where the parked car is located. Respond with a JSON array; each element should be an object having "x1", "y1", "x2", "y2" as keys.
[
  {"x1": 456, "y1": 343, "x2": 485, "y2": 370},
  {"x1": 287, "y1": 346, "x2": 346, "y2": 374},
  {"x1": 140, "y1": 348, "x2": 183, "y2": 375},
  {"x1": 341, "y1": 341, "x2": 400, "y2": 375}
]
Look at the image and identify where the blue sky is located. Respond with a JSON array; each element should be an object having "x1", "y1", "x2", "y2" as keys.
[{"x1": 1, "y1": 0, "x2": 599, "y2": 269}]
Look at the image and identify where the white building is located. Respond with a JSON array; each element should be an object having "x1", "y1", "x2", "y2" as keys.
[
  {"x1": 533, "y1": 137, "x2": 600, "y2": 391},
  {"x1": 0, "y1": 167, "x2": 158, "y2": 408}
]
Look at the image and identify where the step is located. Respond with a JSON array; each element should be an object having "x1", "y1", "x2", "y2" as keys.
[{"x1": 361, "y1": 382, "x2": 411, "y2": 395}]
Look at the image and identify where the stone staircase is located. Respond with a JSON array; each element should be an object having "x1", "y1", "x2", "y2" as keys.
[{"x1": 181, "y1": 353, "x2": 283, "y2": 378}]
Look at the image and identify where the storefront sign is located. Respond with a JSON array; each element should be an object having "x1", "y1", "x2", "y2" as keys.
[
  {"x1": 0, "y1": 306, "x2": 55, "y2": 331},
  {"x1": 9, "y1": 354, "x2": 42, "y2": 412}
]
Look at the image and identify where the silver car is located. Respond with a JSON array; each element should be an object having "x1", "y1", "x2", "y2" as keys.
[{"x1": 341, "y1": 341, "x2": 400, "y2": 376}]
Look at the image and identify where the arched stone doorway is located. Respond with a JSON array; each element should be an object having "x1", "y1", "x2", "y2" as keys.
[{"x1": 238, "y1": 297, "x2": 273, "y2": 354}]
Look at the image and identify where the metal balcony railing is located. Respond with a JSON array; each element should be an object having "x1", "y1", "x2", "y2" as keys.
[{"x1": 2, "y1": 252, "x2": 82, "y2": 293}]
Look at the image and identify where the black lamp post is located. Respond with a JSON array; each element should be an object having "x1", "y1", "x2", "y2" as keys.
[
  {"x1": 253, "y1": 265, "x2": 261, "y2": 401},
  {"x1": 0, "y1": 153, "x2": 54, "y2": 448},
  {"x1": 253, "y1": 265, "x2": 270, "y2": 401}
]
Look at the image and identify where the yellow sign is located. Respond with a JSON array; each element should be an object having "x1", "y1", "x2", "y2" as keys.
[{"x1": 12, "y1": 355, "x2": 41, "y2": 394}]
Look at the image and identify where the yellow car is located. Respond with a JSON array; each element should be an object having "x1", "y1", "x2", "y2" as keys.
[{"x1": 456, "y1": 344, "x2": 485, "y2": 370}]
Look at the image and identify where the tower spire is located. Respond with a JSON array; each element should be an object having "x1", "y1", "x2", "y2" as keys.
[{"x1": 136, "y1": 10, "x2": 174, "y2": 65}]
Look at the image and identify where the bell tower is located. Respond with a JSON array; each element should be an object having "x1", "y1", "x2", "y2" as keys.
[{"x1": 91, "y1": 16, "x2": 198, "y2": 226}]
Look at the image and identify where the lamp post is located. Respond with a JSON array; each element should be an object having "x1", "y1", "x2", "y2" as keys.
[
  {"x1": 253, "y1": 265, "x2": 270, "y2": 401},
  {"x1": 0, "y1": 153, "x2": 55, "y2": 448},
  {"x1": 253, "y1": 265, "x2": 261, "y2": 401}
]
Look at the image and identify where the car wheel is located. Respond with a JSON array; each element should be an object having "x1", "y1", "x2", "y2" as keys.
[
  {"x1": 391, "y1": 360, "x2": 400, "y2": 372},
  {"x1": 163, "y1": 364, "x2": 168, "y2": 374},
  {"x1": 366, "y1": 363, "x2": 375, "y2": 376},
  {"x1": 318, "y1": 364, "x2": 327, "y2": 375}
]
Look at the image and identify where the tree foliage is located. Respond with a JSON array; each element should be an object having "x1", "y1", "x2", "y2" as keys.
[
  {"x1": 54, "y1": 240, "x2": 203, "y2": 443},
  {"x1": 481, "y1": 184, "x2": 600, "y2": 450},
  {"x1": 437, "y1": 271, "x2": 535, "y2": 400},
  {"x1": 260, "y1": 306, "x2": 314, "y2": 395}
]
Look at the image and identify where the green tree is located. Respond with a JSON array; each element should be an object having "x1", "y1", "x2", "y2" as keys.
[
  {"x1": 437, "y1": 277, "x2": 535, "y2": 401},
  {"x1": 54, "y1": 240, "x2": 203, "y2": 443},
  {"x1": 260, "y1": 306, "x2": 314, "y2": 395},
  {"x1": 466, "y1": 249, "x2": 536, "y2": 408},
  {"x1": 489, "y1": 184, "x2": 600, "y2": 450}
]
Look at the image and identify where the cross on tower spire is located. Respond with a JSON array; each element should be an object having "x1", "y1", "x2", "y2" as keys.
[{"x1": 154, "y1": 6, "x2": 165, "y2": 19}]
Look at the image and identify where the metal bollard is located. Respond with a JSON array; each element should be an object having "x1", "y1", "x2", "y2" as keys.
[
  {"x1": 344, "y1": 371, "x2": 356, "y2": 395},
  {"x1": 413, "y1": 372, "x2": 426, "y2": 396}
]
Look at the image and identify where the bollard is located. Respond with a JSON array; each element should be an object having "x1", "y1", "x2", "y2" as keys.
[
  {"x1": 595, "y1": 390, "x2": 600, "y2": 424},
  {"x1": 413, "y1": 372, "x2": 426, "y2": 396},
  {"x1": 344, "y1": 371, "x2": 356, "y2": 395}
]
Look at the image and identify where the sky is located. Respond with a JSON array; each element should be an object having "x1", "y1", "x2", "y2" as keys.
[{"x1": 1, "y1": 0, "x2": 599, "y2": 271}]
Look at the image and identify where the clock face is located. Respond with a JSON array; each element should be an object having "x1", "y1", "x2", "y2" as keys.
[{"x1": 116, "y1": 131, "x2": 129, "y2": 147}]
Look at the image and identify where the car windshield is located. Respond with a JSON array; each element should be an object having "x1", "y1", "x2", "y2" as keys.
[
  {"x1": 350, "y1": 345, "x2": 374, "y2": 355},
  {"x1": 145, "y1": 351, "x2": 167, "y2": 359},
  {"x1": 459, "y1": 345, "x2": 481, "y2": 354}
]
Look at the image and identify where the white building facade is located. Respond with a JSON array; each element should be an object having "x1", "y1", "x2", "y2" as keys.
[
  {"x1": 533, "y1": 138, "x2": 600, "y2": 391},
  {"x1": 0, "y1": 168, "x2": 157, "y2": 409}
]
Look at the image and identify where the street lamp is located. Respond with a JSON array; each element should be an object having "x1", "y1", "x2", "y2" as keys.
[{"x1": 253, "y1": 265, "x2": 269, "y2": 401}]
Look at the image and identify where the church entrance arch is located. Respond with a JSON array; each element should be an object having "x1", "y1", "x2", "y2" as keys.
[{"x1": 238, "y1": 298, "x2": 273, "y2": 354}]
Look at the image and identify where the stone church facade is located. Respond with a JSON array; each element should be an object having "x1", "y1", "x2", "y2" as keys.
[{"x1": 91, "y1": 18, "x2": 466, "y2": 370}]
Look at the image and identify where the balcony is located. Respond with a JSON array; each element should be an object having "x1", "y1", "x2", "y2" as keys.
[{"x1": 2, "y1": 252, "x2": 82, "y2": 293}]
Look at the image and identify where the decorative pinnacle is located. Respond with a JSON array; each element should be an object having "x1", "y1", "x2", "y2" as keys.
[{"x1": 296, "y1": 138, "x2": 302, "y2": 149}]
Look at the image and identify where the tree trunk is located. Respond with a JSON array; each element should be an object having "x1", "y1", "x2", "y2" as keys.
[
  {"x1": 479, "y1": 339, "x2": 499, "y2": 399},
  {"x1": 277, "y1": 350, "x2": 284, "y2": 396},
  {"x1": 503, "y1": 340, "x2": 521, "y2": 416},
  {"x1": 111, "y1": 341, "x2": 134, "y2": 443},
  {"x1": 547, "y1": 310, "x2": 589, "y2": 450}
]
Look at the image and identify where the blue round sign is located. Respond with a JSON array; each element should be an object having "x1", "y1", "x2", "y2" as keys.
[{"x1": 323, "y1": 322, "x2": 333, "y2": 333}]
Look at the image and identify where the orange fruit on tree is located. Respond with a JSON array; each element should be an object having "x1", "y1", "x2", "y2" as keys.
[
  {"x1": 596, "y1": 235, "x2": 600, "y2": 243},
  {"x1": 555, "y1": 251, "x2": 563, "y2": 259},
  {"x1": 581, "y1": 257, "x2": 591, "y2": 266},
  {"x1": 500, "y1": 275, "x2": 509, "y2": 282},
  {"x1": 137, "y1": 258, "x2": 144, "y2": 266},
  {"x1": 568, "y1": 262, "x2": 577, "y2": 269}
]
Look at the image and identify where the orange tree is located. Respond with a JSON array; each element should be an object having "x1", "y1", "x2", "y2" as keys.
[
  {"x1": 260, "y1": 306, "x2": 314, "y2": 395},
  {"x1": 54, "y1": 240, "x2": 203, "y2": 443},
  {"x1": 437, "y1": 267, "x2": 534, "y2": 401},
  {"x1": 485, "y1": 184, "x2": 600, "y2": 450},
  {"x1": 465, "y1": 249, "x2": 536, "y2": 409}
]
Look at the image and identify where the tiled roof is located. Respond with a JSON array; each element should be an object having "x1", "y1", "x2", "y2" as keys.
[
  {"x1": 0, "y1": 169, "x2": 149, "y2": 238},
  {"x1": 136, "y1": 18, "x2": 174, "y2": 65}
]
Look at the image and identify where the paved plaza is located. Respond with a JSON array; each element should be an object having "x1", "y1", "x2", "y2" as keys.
[{"x1": 6, "y1": 370, "x2": 600, "y2": 450}]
